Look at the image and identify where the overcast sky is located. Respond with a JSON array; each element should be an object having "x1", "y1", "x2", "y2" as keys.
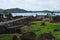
[{"x1": 0, "y1": 0, "x2": 60, "y2": 11}]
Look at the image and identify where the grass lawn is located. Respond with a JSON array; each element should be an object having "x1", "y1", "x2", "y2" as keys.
[
  {"x1": 0, "y1": 22, "x2": 60, "y2": 40},
  {"x1": 0, "y1": 34, "x2": 21, "y2": 40},
  {"x1": 0, "y1": 34, "x2": 14, "y2": 40},
  {"x1": 29, "y1": 22, "x2": 60, "y2": 40}
]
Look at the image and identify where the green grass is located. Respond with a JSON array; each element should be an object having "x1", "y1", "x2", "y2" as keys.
[
  {"x1": 0, "y1": 34, "x2": 21, "y2": 40},
  {"x1": 29, "y1": 22, "x2": 60, "y2": 40},
  {"x1": 0, "y1": 34, "x2": 14, "y2": 40},
  {"x1": 0, "y1": 22, "x2": 60, "y2": 40}
]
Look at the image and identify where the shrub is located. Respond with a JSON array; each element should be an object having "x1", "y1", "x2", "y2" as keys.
[
  {"x1": 52, "y1": 16, "x2": 60, "y2": 22},
  {"x1": 12, "y1": 35, "x2": 18, "y2": 40},
  {"x1": 20, "y1": 32, "x2": 36, "y2": 40},
  {"x1": 37, "y1": 33, "x2": 56, "y2": 40}
]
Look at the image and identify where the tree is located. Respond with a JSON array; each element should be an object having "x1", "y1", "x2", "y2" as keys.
[
  {"x1": 0, "y1": 14, "x2": 3, "y2": 21},
  {"x1": 8, "y1": 12, "x2": 13, "y2": 20},
  {"x1": 3, "y1": 10, "x2": 13, "y2": 20},
  {"x1": 45, "y1": 13, "x2": 50, "y2": 18}
]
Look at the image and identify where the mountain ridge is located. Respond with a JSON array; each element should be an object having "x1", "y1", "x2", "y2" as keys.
[{"x1": 0, "y1": 8, "x2": 60, "y2": 13}]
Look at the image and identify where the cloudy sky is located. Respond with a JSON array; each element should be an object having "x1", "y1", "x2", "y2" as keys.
[{"x1": 0, "y1": 0, "x2": 60, "y2": 11}]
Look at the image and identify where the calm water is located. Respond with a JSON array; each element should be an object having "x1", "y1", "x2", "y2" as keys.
[{"x1": 12, "y1": 13, "x2": 60, "y2": 16}]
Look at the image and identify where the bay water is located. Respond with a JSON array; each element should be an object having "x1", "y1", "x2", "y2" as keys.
[{"x1": 12, "y1": 13, "x2": 60, "y2": 17}]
